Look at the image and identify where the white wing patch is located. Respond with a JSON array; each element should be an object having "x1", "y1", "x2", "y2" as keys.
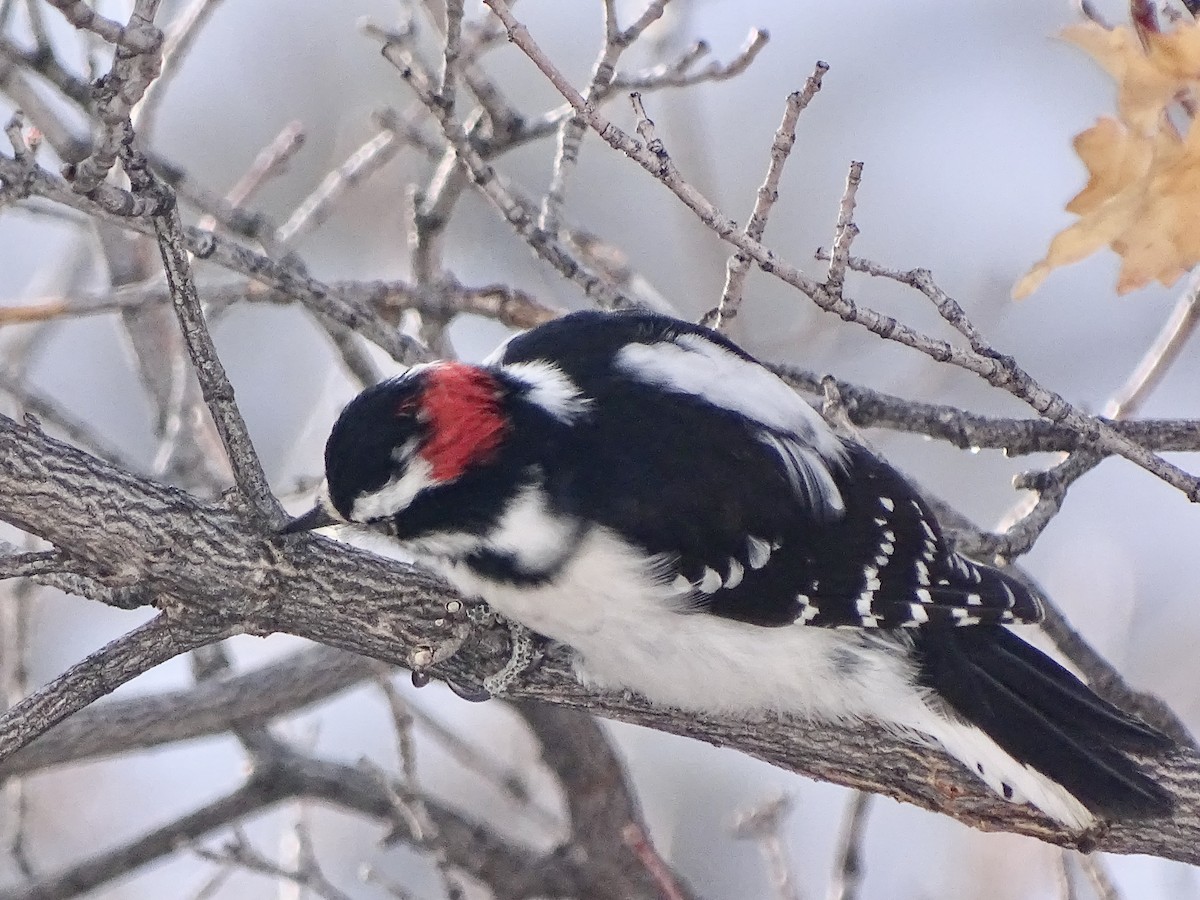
[
  {"x1": 615, "y1": 334, "x2": 846, "y2": 516},
  {"x1": 501, "y1": 360, "x2": 589, "y2": 422}
]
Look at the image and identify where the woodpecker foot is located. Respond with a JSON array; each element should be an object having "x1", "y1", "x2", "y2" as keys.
[{"x1": 482, "y1": 620, "x2": 543, "y2": 697}]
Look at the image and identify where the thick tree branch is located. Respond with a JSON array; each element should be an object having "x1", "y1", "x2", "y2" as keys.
[{"x1": 0, "y1": 413, "x2": 1195, "y2": 863}]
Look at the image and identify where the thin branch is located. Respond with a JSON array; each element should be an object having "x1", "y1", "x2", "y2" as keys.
[
  {"x1": 824, "y1": 160, "x2": 863, "y2": 297},
  {"x1": 714, "y1": 63, "x2": 827, "y2": 331},
  {"x1": 0, "y1": 645, "x2": 373, "y2": 778},
  {"x1": 732, "y1": 793, "x2": 801, "y2": 900},
  {"x1": 439, "y1": 0, "x2": 464, "y2": 113},
  {"x1": 621, "y1": 824, "x2": 688, "y2": 900},
  {"x1": 538, "y1": 0, "x2": 665, "y2": 234},
  {"x1": 194, "y1": 826, "x2": 354, "y2": 900},
  {"x1": 1104, "y1": 271, "x2": 1200, "y2": 418},
  {"x1": 612, "y1": 27, "x2": 770, "y2": 91},
  {"x1": 827, "y1": 792, "x2": 872, "y2": 900},
  {"x1": 151, "y1": 197, "x2": 283, "y2": 521},
  {"x1": 984, "y1": 451, "x2": 1103, "y2": 561},
  {"x1": 1076, "y1": 852, "x2": 1123, "y2": 900},
  {"x1": 196, "y1": 119, "x2": 304, "y2": 242},
  {"x1": 0, "y1": 613, "x2": 228, "y2": 766},
  {"x1": 403, "y1": 698, "x2": 561, "y2": 829},
  {"x1": 0, "y1": 153, "x2": 429, "y2": 364},
  {"x1": 40, "y1": 0, "x2": 161, "y2": 53},
  {"x1": 275, "y1": 127, "x2": 397, "y2": 250},
  {"x1": 62, "y1": 0, "x2": 164, "y2": 197},
  {"x1": 379, "y1": 38, "x2": 645, "y2": 309},
  {"x1": 0, "y1": 570, "x2": 34, "y2": 880}
]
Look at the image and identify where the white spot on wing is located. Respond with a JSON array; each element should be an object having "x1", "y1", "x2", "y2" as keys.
[
  {"x1": 698, "y1": 566, "x2": 723, "y2": 594},
  {"x1": 951, "y1": 608, "x2": 982, "y2": 626},
  {"x1": 671, "y1": 573, "x2": 693, "y2": 593},
  {"x1": 724, "y1": 558, "x2": 745, "y2": 589},
  {"x1": 747, "y1": 536, "x2": 772, "y2": 569},
  {"x1": 880, "y1": 497, "x2": 894, "y2": 512},
  {"x1": 1000, "y1": 580, "x2": 1016, "y2": 607},
  {"x1": 795, "y1": 595, "x2": 820, "y2": 623}
]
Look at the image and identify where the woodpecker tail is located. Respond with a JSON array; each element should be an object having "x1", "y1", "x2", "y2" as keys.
[{"x1": 915, "y1": 626, "x2": 1172, "y2": 826}]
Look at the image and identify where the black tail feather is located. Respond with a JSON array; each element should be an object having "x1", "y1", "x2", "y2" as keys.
[{"x1": 916, "y1": 627, "x2": 1173, "y2": 819}]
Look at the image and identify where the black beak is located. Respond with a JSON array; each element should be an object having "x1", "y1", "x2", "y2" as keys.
[{"x1": 279, "y1": 504, "x2": 341, "y2": 534}]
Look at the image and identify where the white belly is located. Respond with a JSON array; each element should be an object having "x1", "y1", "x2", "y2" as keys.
[{"x1": 437, "y1": 527, "x2": 929, "y2": 726}]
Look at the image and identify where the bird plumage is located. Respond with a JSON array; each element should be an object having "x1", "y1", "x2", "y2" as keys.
[{"x1": 292, "y1": 309, "x2": 1171, "y2": 829}]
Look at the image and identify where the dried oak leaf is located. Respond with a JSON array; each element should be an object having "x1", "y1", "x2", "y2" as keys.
[{"x1": 1015, "y1": 21, "x2": 1200, "y2": 297}]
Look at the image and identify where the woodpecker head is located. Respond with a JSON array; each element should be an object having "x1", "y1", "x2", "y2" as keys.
[{"x1": 281, "y1": 362, "x2": 513, "y2": 535}]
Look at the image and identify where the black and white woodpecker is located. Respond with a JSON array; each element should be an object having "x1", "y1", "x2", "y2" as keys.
[{"x1": 283, "y1": 309, "x2": 1171, "y2": 830}]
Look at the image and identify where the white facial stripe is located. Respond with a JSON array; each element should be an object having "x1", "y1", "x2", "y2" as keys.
[
  {"x1": 351, "y1": 454, "x2": 436, "y2": 522},
  {"x1": 502, "y1": 360, "x2": 588, "y2": 421}
]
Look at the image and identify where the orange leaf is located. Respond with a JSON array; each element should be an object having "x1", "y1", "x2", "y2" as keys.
[{"x1": 1016, "y1": 20, "x2": 1200, "y2": 297}]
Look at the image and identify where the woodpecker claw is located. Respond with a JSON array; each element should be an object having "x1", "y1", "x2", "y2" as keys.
[{"x1": 482, "y1": 620, "x2": 544, "y2": 697}]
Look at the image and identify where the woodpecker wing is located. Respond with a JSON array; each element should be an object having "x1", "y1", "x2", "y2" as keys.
[{"x1": 496, "y1": 310, "x2": 1041, "y2": 630}]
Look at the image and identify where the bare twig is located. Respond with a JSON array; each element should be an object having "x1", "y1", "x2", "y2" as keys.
[
  {"x1": 714, "y1": 63, "x2": 827, "y2": 331},
  {"x1": 0, "y1": 568, "x2": 34, "y2": 879},
  {"x1": 621, "y1": 824, "x2": 688, "y2": 900},
  {"x1": 195, "y1": 825, "x2": 354, "y2": 900},
  {"x1": 403, "y1": 699, "x2": 561, "y2": 829},
  {"x1": 0, "y1": 154, "x2": 428, "y2": 364},
  {"x1": 732, "y1": 793, "x2": 802, "y2": 900},
  {"x1": 41, "y1": 0, "x2": 161, "y2": 53},
  {"x1": 0, "y1": 613, "x2": 228, "y2": 765},
  {"x1": 197, "y1": 119, "x2": 304, "y2": 239},
  {"x1": 275, "y1": 127, "x2": 397, "y2": 250},
  {"x1": 379, "y1": 38, "x2": 644, "y2": 309},
  {"x1": 151, "y1": 199, "x2": 283, "y2": 521},
  {"x1": 827, "y1": 791, "x2": 872, "y2": 900},
  {"x1": 539, "y1": 0, "x2": 666, "y2": 234},
  {"x1": 62, "y1": 0, "x2": 164, "y2": 197},
  {"x1": 370, "y1": 673, "x2": 463, "y2": 898},
  {"x1": 439, "y1": 0, "x2": 464, "y2": 113},
  {"x1": 1076, "y1": 852, "x2": 1123, "y2": 900},
  {"x1": 824, "y1": 160, "x2": 863, "y2": 297},
  {"x1": 613, "y1": 27, "x2": 770, "y2": 91},
  {"x1": 0, "y1": 645, "x2": 374, "y2": 778},
  {"x1": 985, "y1": 451, "x2": 1103, "y2": 561},
  {"x1": 1104, "y1": 272, "x2": 1200, "y2": 418}
]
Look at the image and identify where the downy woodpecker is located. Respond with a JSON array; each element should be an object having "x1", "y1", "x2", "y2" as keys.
[{"x1": 283, "y1": 310, "x2": 1171, "y2": 829}]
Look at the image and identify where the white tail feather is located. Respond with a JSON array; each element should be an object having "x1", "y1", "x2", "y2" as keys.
[{"x1": 923, "y1": 716, "x2": 1094, "y2": 829}]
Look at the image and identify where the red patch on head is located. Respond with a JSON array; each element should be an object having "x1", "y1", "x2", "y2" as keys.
[{"x1": 418, "y1": 363, "x2": 508, "y2": 481}]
